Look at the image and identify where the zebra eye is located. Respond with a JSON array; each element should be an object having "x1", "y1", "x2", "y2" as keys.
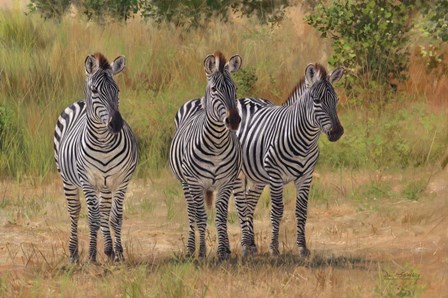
[
  {"x1": 91, "y1": 87, "x2": 98, "y2": 94},
  {"x1": 211, "y1": 86, "x2": 217, "y2": 92},
  {"x1": 313, "y1": 97, "x2": 321, "y2": 104}
]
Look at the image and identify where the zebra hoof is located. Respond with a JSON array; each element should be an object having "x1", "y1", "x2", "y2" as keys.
[
  {"x1": 217, "y1": 250, "x2": 231, "y2": 261},
  {"x1": 87, "y1": 257, "x2": 99, "y2": 265},
  {"x1": 242, "y1": 245, "x2": 258, "y2": 257},
  {"x1": 69, "y1": 255, "x2": 79, "y2": 264},
  {"x1": 298, "y1": 247, "x2": 310, "y2": 258},
  {"x1": 105, "y1": 249, "x2": 115, "y2": 261},
  {"x1": 269, "y1": 247, "x2": 280, "y2": 257},
  {"x1": 198, "y1": 246, "x2": 207, "y2": 259},
  {"x1": 185, "y1": 252, "x2": 195, "y2": 260},
  {"x1": 114, "y1": 253, "x2": 124, "y2": 262}
]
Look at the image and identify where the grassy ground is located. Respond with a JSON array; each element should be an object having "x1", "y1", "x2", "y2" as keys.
[{"x1": 0, "y1": 168, "x2": 447, "y2": 297}]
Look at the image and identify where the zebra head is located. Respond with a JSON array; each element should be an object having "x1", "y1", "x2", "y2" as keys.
[
  {"x1": 305, "y1": 64, "x2": 345, "y2": 142},
  {"x1": 203, "y1": 51, "x2": 242, "y2": 131},
  {"x1": 84, "y1": 53, "x2": 126, "y2": 134}
]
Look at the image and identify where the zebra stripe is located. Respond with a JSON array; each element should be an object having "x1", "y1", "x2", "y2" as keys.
[
  {"x1": 234, "y1": 63, "x2": 345, "y2": 257},
  {"x1": 169, "y1": 51, "x2": 242, "y2": 260},
  {"x1": 54, "y1": 53, "x2": 138, "y2": 263}
]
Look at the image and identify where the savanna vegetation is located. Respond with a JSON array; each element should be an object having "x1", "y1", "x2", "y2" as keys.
[{"x1": 0, "y1": 0, "x2": 447, "y2": 296}]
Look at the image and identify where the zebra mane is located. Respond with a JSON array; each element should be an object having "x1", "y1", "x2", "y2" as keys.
[
  {"x1": 313, "y1": 63, "x2": 328, "y2": 79},
  {"x1": 285, "y1": 77, "x2": 306, "y2": 105},
  {"x1": 214, "y1": 51, "x2": 227, "y2": 72},
  {"x1": 284, "y1": 63, "x2": 328, "y2": 106},
  {"x1": 93, "y1": 52, "x2": 111, "y2": 70}
]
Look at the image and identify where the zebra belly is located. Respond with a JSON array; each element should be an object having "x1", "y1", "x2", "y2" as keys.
[
  {"x1": 83, "y1": 165, "x2": 127, "y2": 191},
  {"x1": 182, "y1": 160, "x2": 240, "y2": 191},
  {"x1": 242, "y1": 150, "x2": 314, "y2": 186}
]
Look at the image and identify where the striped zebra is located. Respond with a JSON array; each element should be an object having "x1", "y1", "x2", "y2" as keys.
[
  {"x1": 234, "y1": 63, "x2": 344, "y2": 257},
  {"x1": 169, "y1": 51, "x2": 242, "y2": 260},
  {"x1": 54, "y1": 53, "x2": 138, "y2": 263}
]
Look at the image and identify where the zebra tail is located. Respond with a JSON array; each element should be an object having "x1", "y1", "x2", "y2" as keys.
[{"x1": 205, "y1": 190, "x2": 213, "y2": 209}]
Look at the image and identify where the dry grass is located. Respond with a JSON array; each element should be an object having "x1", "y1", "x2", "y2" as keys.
[{"x1": 0, "y1": 168, "x2": 447, "y2": 297}]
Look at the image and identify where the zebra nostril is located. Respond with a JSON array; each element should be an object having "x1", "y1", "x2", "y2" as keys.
[{"x1": 109, "y1": 111, "x2": 123, "y2": 133}]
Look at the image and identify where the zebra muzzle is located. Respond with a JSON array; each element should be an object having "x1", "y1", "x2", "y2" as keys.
[
  {"x1": 108, "y1": 110, "x2": 124, "y2": 134},
  {"x1": 328, "y1": 123, "x2": 344, "y2": 142},
  {"x1": 225, "y1": 109, "x2": 241, "y2": 131}
]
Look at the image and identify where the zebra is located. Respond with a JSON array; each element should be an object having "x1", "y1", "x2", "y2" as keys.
[
  {"x1": 54, "y1": 53, "x2": 138, "y2": 263},
  {"x1": 169, "y1": 51, "x2": 242, "y2": 260},
  {"x1": 233, "y1": 63, "x2": 344, "y2": 257}
]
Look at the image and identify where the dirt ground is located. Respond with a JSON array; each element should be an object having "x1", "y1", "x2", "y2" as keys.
[{"x1": 0, "y1": 169, "x2": 447, "y2": 296}]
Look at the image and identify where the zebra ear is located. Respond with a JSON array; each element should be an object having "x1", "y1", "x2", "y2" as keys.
[
  {"x1": 329, "y1": 67, "x2": 344, "y2": 83},
  {"x1": 85, "y1": 55, "x2": 97, "y2": 75},
  {"x1": 204, "y1": 54, "x2": 217, "y2": 75},
  {"x1": 305, "y1": 63, "x2": 317, "y2": 84},
  {"x1": 111, "y1": 56, "x2": 126, "y2": 75},
  {"x1": 226, "y1": 55, "x2": 242, "y2": 73}
]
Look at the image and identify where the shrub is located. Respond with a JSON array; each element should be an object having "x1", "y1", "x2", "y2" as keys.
[
  {"x1": 233, "y1": 67, "x2": 258, "y2": 98},
  {"x1": 27, "y1": 0, "x2": 290, "y2": 26},
  {"x1": 305, "y1": 0, "x2": 411, "y2": 106}
]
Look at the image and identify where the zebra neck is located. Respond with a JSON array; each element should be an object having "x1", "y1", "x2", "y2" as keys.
[
  {"x1": 290, "y1": 99, "x2": 321, "y2": 145},
  {"x1": 203, "y1": 112, "x2": 230, "y2": 148},
  {"x1": 85, "y1": 116, "x2": 115, "y2": 142}
]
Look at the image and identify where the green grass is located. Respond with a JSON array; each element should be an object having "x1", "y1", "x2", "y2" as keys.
[
  {"x1": 319, "y1": 102, "x2": 448, "y2": 170},
  {"x1": 0, "y1": 8, "x2": 326, "y2": 181},
  {"x1": 2, "y1": 9, "x2": 445, "y2": 182}
]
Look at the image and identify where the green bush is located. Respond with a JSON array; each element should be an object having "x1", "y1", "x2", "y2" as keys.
[
  {"x1": 421, "y1": 0, "x2": 448, "y2": 42},
  {"x1": 417, "y1": 0, "x2": 448, "y2": 78},
  {"x1": 305, "y1": 0, "x2": 411, "y2": 103},
  {"x1": 27, "y1": 0, "x2": 290, "y2": 26},
  {"x1": 233, "y1": 67, "x2": 258, "y2": 98},
  {"x1": 27, "y1": 0, "x2": 71, "y2": 20}
]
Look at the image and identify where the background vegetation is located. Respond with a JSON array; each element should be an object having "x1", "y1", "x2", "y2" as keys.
[{"x1": 1, "y1": 0, "x2": 447, "y2": 181}]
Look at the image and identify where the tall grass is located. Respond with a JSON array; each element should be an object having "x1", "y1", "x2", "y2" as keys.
[{"x1": 0, "y1": 7, "x2": 447, "y2": 181}]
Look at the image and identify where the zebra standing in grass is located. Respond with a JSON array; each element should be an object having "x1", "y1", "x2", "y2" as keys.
[
  {"x1": 234, "y1": 63, "x2": 344, "y2": 257},
  {"x1": 169, "y1": 51, "x2": 242, "y2": 260},
  {"x1": 54, "y1": 53, "x2": 138, "y2": 263}
]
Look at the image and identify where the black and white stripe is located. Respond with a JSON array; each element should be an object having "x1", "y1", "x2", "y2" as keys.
[
  {"x1": 54, "y1": 53, "x2": 138, "y2": 263},
  {"x1": 234, "y1": 63, "x2": 345, "y2": 257},
  {"x1": 169, "y1": 52, "x2": 242, "y2": 260}
]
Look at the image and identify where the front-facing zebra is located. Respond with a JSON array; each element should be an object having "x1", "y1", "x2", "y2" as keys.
[
  {"x1": 54, "y1": 53, "x2": 138, "y2": 263},
  {"x1": 234, "y1": 63, "x2": 344, "y2": 257},
  {"x1": 169, "y1": 52, "x2": 242, "y2": 260}
]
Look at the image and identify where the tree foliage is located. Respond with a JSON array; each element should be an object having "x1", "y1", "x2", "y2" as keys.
[
  {"x1": 305, "y1": 0, "x2": 412, "y2": 97},
  {"x1": 27, "y1": 0, "x2": 71, "y2": 20},
  {"x1": 417, "y1": 0, "x2": 448, "y2": 77},
  {"x1": 27, "y1": 0, "x2": 290, "y2": 26},
  {"x1": 421, "y1": 0, "x2": 448, "y2": 42}
]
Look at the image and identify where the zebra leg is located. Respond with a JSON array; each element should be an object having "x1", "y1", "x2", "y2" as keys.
[
  {"x1": 268, "y1": 176, "x2": 284, "y2": 256},
  {"x1": 110, "y1": 185, "x2": 128, "y2": 262},
  {"x1": 234, "y1": 179, "x2": 264, "y2": 256},
  {"x1": 100, "y1": 190, "x2": 114, "y2": 261},
  {"x1": 182, "y1": 182, "x2": 196, "y2": 258},
  {"x1": 189, "y1": 185, "x2": 207, "y2": 258},
  {"x1": 81, "y1": 184, "x2": 100, "y2": 263},
  {"x1": 63, "y1": 182, "x2": 81, "y2": 263},
  {"x1": 215, "y1": 186, "x2": 232, "y2": 260},
  {"x1": 294, "y1": 173, "x2": 313, "y2": 258}
]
